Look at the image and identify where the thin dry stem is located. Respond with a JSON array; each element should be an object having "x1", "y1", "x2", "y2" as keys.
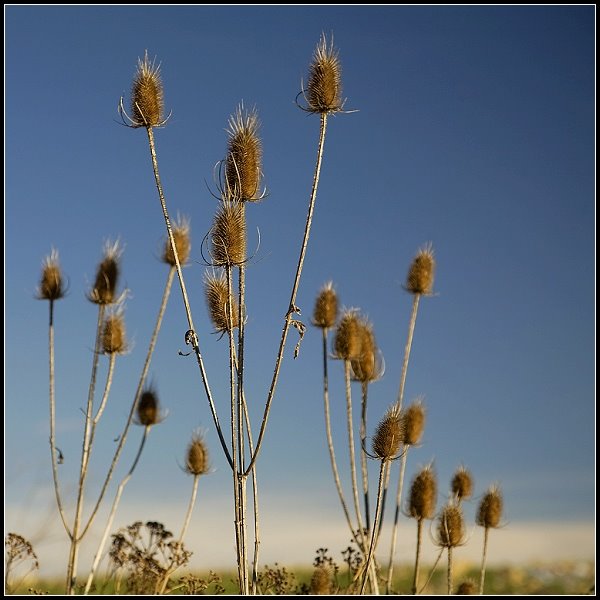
[
  {"x1": 360, "y1": 382, "x2": 371, "y2": 533},
  {"x1": 397, "y1": 294, "x2": 421, "y2": 411},
  {"x1": 479, "y1": 526, "x2": 489, "y2": 594}
]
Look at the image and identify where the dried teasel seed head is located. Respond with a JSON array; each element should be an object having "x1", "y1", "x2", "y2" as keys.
[
  {"x1": 306, "y1": 34, "x2": 343, "y2": 114},
  {"x1": 451, "y1": 465, "x2": 474, "y2": 502},
  {"x1": 211, "y1": 201, "x2": 246, "y2": 266},
  {"x1": 131, "y1": 50, "x2": 164, "y2": 127},
  {"x1": 406, "y1": 243, "x2": 436, "y2": 295},
  {"x1": 436, "y1": 502, "x2": 465, "y2": 548},
  {"x1": 38, "y1": 249, "x2": 65, "y2": 301},
  {"x1": 88, "y1": 240, "x2": 122, "y2": 305},
  {"x1": 333, "y1": 309, "x2": 362, "y2": 360},
  {"x1": 204, "y1": 270, "x2": 239, "y2": 334},
  {"x1": 185, "y1": 433, "x2": 210, "y2": 476},
  {"x1": 402, "y1": 399, "x2": 426, "y2": 446},
  {"x1": 312, "y1": 281, "x2": 338, "y2": 330},
  {"x1": 476, "y1": 485, "x2": 503, "y2": 529},
  {"x1": 136, "y1": 388, "x2": 162, "y2": 427},
  {"x1": 225, "y1": 105, "x2": 262, "y2": 202},
  {"x1": 408, "y1": 463, "x2": 437, "y2": 521},
  {"x1": 102, "y1": 311, "x2": 127, "y2": 355},
  {"x1": 163, "y1": 216, "x2": 191, "y2": 266},
  {"x1": 310, "y1": 565, "x2": 333, "y2": 595},
  {"x1": 372, "y1": 403, "x2": 404, "y2": 460},
  {"x1": 351, "y1": 318, "x2": 383, "y2": 383},
  {"x1": 456, "y1": 580, "x2": 477, "y2": 595}
]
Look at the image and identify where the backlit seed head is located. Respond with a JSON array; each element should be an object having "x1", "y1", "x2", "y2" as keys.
[
  {"x1": 38, "y1": 248, "x2": 65, "y2": 301},
  {"x1": 402, "y1": 399, "x2": 426, "y2": 446},
  {"x1": 211, "y1": 201, "x2": 246, "y2": 266},
  {"x1": 225, "y1": 105, "x2": 262, "y2": 202},
  {"x1": 372, "y1": 403, "x2": 403, "y2": 460},
  {"x1": 406, "y1": 243, "x2": 436, "y2": 295},
  {"x1": 408, "y1": 463, "x2": 437, "y2": 521},
  {"x1": 163, "y1": 216, "x2": 191, "y2": 266},
  {"x1": 310, "y1": 566, "x2": 333, "y2": 595},
  {"x1": 333, "y1": 309, "x2": 362, "y2": 360},
  {"x1": 136, "y1": 388, "x2": 162, "y2": 427},
  {"x1": 88, "y1": 240, "x2": 122, "y2": 305},
  {"x1": 456, "y1": 580, "x2": 477, "y2": 595},
  {"x1": 185, "y1": 433, "x2": 210, "y2": 476},
  {"x1": 131, "y1": 50, "x2": 164, "y2": 127},
  {"x1": 102, "y1": 311, "x2": 127, "y2": 355},
  {"x1": 436, "y1": 502, "x2": 465, "y2": 548},
  {"x1": 306, "y1": 34, "x2": 343, "y2": 114},
  {"x1": 312, "y1": 281, "x2": 338, "y2": 330},
  {"x1": 476, "y1": 485, "x2": 503, "y2": 529},
  {"x1": 351, "y1": 319, "x2": 384, "y2": 383},
  {"x1": 451, "y1": 466, "x2": 474, "y2": 502},
  {"x1": 204, "y1": 270, "x2": 239, "y2": 334}
]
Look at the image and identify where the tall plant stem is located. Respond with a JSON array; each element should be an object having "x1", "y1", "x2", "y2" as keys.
[
  {"x1": 84, "y1": 427, "x2": 150, "y2": 594},
  {"x1": 145, "y1": 126, "x2": 232, "y2": 469},
  {"x1": 245, "y1": 113, "x2": 328, "y2": 476},
  {"x1": 86, "y1": 354, "x2": 116, "y2": 458},
  {"x1": 479, "y1": 526, "x2": 490, "y2": 594},
  {"x1": 397, "y1": 293, "x2": 421, "y2": 411},
  {"x1": 411, "y1": 518, "x2": 424, "y2": 595},
  {"x1": 418, "y1": 546, "x2": 443, "y2": 594},
  {"x1": 360, "y1": 382, "x2": 371, "y2": 533},
  {"x1": 447, "y1": 546, "x2": 454, "y2": 595}
]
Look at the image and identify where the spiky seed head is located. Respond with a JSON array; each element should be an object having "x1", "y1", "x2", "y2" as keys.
[
  {"x1": 38, "y1": 249, "x2": 65, "y2": 301},
  {"x1": 185, "y1": 433, "x2": 210, "y2": 476},
  {"x1": 408, "y1": 464, "x2": 437, "y2": 520},
  {"x1": 89, "y1": 240, "x2": 122, "y2": 305},
  {"x1": 372, "y1": 403, "x2": 403, "y2": 460},
  {"x1": 402, "y1": 399, "x2": 426, "y2": 446},
  {"x1": 204, "y1": 270, "x2": 239, "y2": 334},
  {"x1": 406, "y1": 243, "x2": 436, "y2": 295},
  {"x1": 312, "y1": 281, "x2": 338, "y2": 330},
  {"x1": 333, "y1": 310, "x2": 362, "y2": 360},
  {"x1": 307, "y1": 34, "x2": 343, "y2": 114},
  {"x1": 351, "y1": 318, "x2": 383, "y2": 383},
  {"x1": 102, "y1": 312, "x2": 127, "y2": 355},
  {"x1": 136, "y1": 388, "x2": 161, "y2": 427},
  {"x1": 131, "y1": 51, "x2": 164, "y2": 127},
  {"x1": 225, "y1": 105, "x2": 262, "y2": 202},
  {"x1": 451, "y1": 466, "x2": 474, "y2": 502},
  {"x1": 476, "y1": 485, "x2": 503, "y2": 529},
  {"x1": 310, "y1": 566, "x2": 333, "y2": 595},
  {"x1": 436, "y1": 502, "x2": 465, "y2": 548},
  {"x1": 163, "y1": 216, "x2": 191, "y2": 266},
  {"x1": 456, "y1": 580, "x2": 477, "y2": 595},
  {"x1": 211, "y1": 201, "x2": 246, "y2": 266}
]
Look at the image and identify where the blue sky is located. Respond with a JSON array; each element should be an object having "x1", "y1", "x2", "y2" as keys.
[{"x1": 5, "y1": 6, "x2": 595, "y2": 577}]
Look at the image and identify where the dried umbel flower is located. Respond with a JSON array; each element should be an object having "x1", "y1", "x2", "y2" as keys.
[
  {"x1": 225, "y1": 105, "x2": 262, "y2": 202},
  {"x1": 402, "y1": 399, "x2": 426, "y2": 446},
  {"x1": 131, "y1": 51, "x2": 164, "y2": 128},
  {"x1": 310, "y1": 566, "x2": 332, "y2": 595},
  {"x1": 451, "y1": 466, "x2": 474, "y2": 502},
  {"x1": 436, "y1": 503, "x2": 465, "y2": 548},
  {"x1": 333, "y1": 310, "x2": 362, "y2": 360},
  {"x1": 351, "y1": 319, "x2": 383, "y2": 383},
  {"x1": 136, "y1": 388, "x2": 162, "y2": 427},
  {"x1": 408, "y1": 464, "x2": 437, "y2": 521},
  {"x1": 406, "y1": 243, "x2": 436, "y2": 295},
  {"x1": 102, "y1": 312, "x2": 127, "y2": 355},
  {"x1": 37, "y1": 249, "x2": 65, "y2": 301},
  {"x1": 211, "y1": 201, "x2": 246, "y2": 266},
  {"x1": 204, "y1": 270, "x2": 239, "y2": 334},
  {"x1": 185, "y1": 433, "x2": 210, "y2": 476},
  {"x1": 312, "y1": 281, "x2": 338, "y2": 330},
  {"x1": 89, "y1": 240, "x2": 122, "y2": 305},
  {"x1": 456, "y1": 580, "x2": 477, "y2": 595},
  {"x1": 476, "y1": 485, "x2": 503, "y2": 529},
  {"x1": 372, "y1": 403, "x2": 403, "y2": 460},
  {"x1": 163, "y1": 216, "x2": 191, "y2": 266},
  {"x1": 306, "y1": 34, "x2": 343, "y2": 114}
]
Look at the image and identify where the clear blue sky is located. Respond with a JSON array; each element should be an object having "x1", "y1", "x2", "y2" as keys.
[{"x1": 5, "y1": 6, "x2": 595, "y2": 576}]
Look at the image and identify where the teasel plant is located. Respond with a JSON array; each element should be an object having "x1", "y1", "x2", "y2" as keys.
[
  {"x1": 476, "y1": 484, "x2": 503, "y2": 594},
  {"x1": 434, "y1": 500, "x2": 467, "y2": 595},
  {"x1": 451, "y1": 465, "x2": 474, "y2": 505}
]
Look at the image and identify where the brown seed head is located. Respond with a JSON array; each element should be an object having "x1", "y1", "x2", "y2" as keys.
[
  {"x1": 402, "y1": 399, "x2": 426, "y2": 446},
  {"x1": 312, "y1": 281, "x2": 338, "y2": 330},
  {"x1": 89, "y1": 240, "x2": 121, "y2": 305},
  {"x1": 476, "y1": 485, "x2": 503, "y2": 529},
  {"x1": 406, "y1": 243, "x2": 436, "y2": 295},
  {"x1": 451, "y1": 466, "x2": 474, "y2": 502},
  {"x1": 136, "y1": 388, "x2": 161, "y2": 427},
  {"x1": 204, "y1": 270, "x2": 239, "y2": 334},
  {"x1": 456, "y1": 580, "x2": 477, "y2": 595},
  {"x1": 333, "y1": 309, "x2": 362, "y2": 360},
  {"x1": 372, "y1": 403, "x2": 403, "y2": 460},
  {"x1": 131, "y1": 51, "x2": 164, "y2": 127},
  {"x1": 306, "y1": 34, "x2": 343, "y2": 114},
  {"x1": 211, "y1": 201, "x2": 246, "y2": 266},
  {"x1": 351, "y1": 318, "x2": 383, "y2": 383},
  {"x1": 408, "y1": 464, "x2": 437, "y2": 520},
  {"x1": 436, "y1": 502, "x2": 465, "y2": 548},
  {"x1": 310, "y1": 566, "x2": 332, "y2": 595},
  {"x1": 185, "y1": 433, "x2": 210, "y2": 476},
  {"x1": 102, "y1": 312, "x2": 127, "y2": 355},
  {"x1": 163, "y1": 216, "x2": 191, "y2": 266},
  {"x1": 38, "y1": 249, "x2": 65, "y2": 301},
  {"x1": 225, "y1": 105, "x2": 262, "y2": 202}
]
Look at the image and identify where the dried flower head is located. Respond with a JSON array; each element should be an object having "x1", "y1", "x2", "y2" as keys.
[
  {"x1": 130, "y1": 51, "x2": 164, "y2": 128},
  {"x1": 402, "y1": 399, "x2": 426, "y2": 446},
  {"x1": 306, "y1": 34, "x2": 343, "y2": 114},
  {"x1": 476, "y1": 485, "x2": 503, "y2": 529},
  {"x1": 185, "y1": 432, "x2": 210, "y2": 476},
  {"x1": 456, "y1": 580, "x2": 477, "y2": 595},
  {"x1": 37, "y1": 248, "x2": 66, "y2": 301},
  {"x1": 136, "y1": 388, "x2": 163, "y2": 427},
  {"x1": 204, "y1": 270, "x2": 239, "y2": 334},
  {"x1": 372, "y1": 403, "x2": 404, "y2": 460},
  {"x1": 163, "y1": 216, "x2": 191, "y2": 266},
  {"x1": 451, "y1": 465, "x2": 474, "y2": 502},
  {"x1": 102, "y1": 310, "x2": 127, "y2": 355},
  {"x1": 333, "y1": 309, "x2": 362, "y2": 360},
  {"x1": 408, "y1": 463, "x2": 437, "y2": 521},
  {"x1": 310, "y1": 565, "x2": 333, "y2": 595},
  {"x1": 88, "y1": 240, "x2": 122, "y2": 305},
  {"x1": 211, "y1": 201, "x2": 246, "y2": 266},
  {"x1": 351, "y1": 318, "x2": 384, "y2": 383},
  {"x1": 312, "y1": 281, "x2": 338, "y2": 330},
  {"x1": 436, "y1": 502, "x2": 465, "y2": 548},
  {"x1": 225, "y1": 105, "x2": 262, "y2": 202},
  {"x1": 406, "y1": 243, "x2": 436, "y2": 295}
]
